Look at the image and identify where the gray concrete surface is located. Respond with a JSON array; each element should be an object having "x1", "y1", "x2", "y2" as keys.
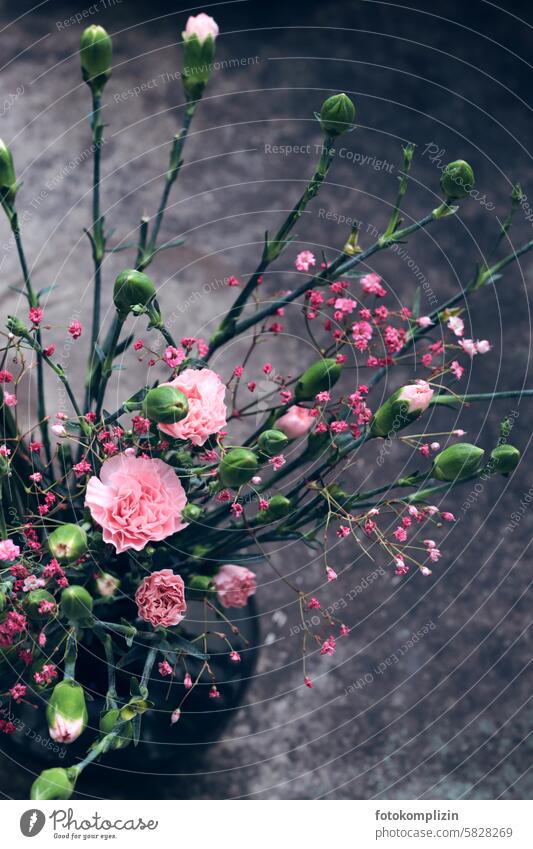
[{"x1": 0, "y1": 0, "x2": 532, "y2": 799}]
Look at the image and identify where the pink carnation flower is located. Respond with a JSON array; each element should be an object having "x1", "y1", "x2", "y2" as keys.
[
  {"x1": 397, "y1": 380, "x2": 434, "y2": 412},
  {"x1": 212, "y1": 564, "x2": 257, "y2": 608},
  {"x1": 85, "y1": 455, "x2": 188, "y2": 553},
  {"x1": 135, "y1": 569, "x2": 187, "y2": 627},
  {"x1": 157, "y1": 368, "x2": 227, "y2": 446},
  {"x1": 275, "y1": 405, "x2": 315, "y2": 439}
]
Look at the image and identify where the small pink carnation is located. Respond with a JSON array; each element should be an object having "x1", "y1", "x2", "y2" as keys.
[
  {"x1": 0, "y1": 539, "x2": 20, "y2": 561},
  {"x1": 157, "y1": 367, "x2": 227, "y2": 446},
  {"x1": 275, "y1": 405, "x2": 315, "y2": 439},
  {"x1": 212, "y1": 564, "x2": 257, "y2": 608},
  {"x1": 135, "y1": 569, "x2": 187, "y2": 627},
  {"x1": 85, "y1": 454, "x2": 188, "y2": 553}
]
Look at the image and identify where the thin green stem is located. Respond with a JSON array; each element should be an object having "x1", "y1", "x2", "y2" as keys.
[{"x1": 95, "y1": 314, "x2": 124, "y2": 418}]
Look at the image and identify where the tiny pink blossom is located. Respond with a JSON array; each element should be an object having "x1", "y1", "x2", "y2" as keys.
[
  {"x1": 295, "y1": 250, "x2": 316, "y2": 272},
  {"x1": 441, "y1": 511, "x2": 455, "y2": 522},
  {"x1": 68, "y1": 321, "x2": 83, "y2": 339},
  {"x1": 447, "y1": 315, "x2": 464, "y2": 337},
  {"x1": 229, "y1": 650, "x2": 241, "y2": 662},
  {"x1": 184, "y1": 673, "x2": 193, "y2": 689},
  {"x1": 360, "y1": 272, "x2": 386, "y2": 297},
  {"x1": 417, "y1": 316, "x2": 434, "y2": 328},
  {"x1": 171, "y1": 708, "x2": 181, "y2": 724},
  {"x1": 158, "y1": 660, "x2": 173, "y2": 677},
  {"x1": 4, "y1": 392, "x2": 17, "y2": 407},
  {"x1": 326, "y1": 567, "x2": 337, "y2": 582},
  {"x1": 304, "y1": 676, "x2": 314, "y2": 688}
]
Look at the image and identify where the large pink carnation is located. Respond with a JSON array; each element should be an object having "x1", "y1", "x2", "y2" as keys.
[
  {"x1": 135, "y1": 569, "x2": 187, "y2": 627},
  {"x1": 157, "y1": 367, "x2": 227, "y2": 446},
  {"x1": 85, "y1": 455, "x2": 188, "y2": 554},
  {"x1": 212, "y1": 564, "x2": 257, "y2": 608}
]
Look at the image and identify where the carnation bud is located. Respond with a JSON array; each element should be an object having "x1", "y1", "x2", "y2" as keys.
[
  {"x1": 95, "y1": 572, "x2": 120, "y2": 598},
  {"x1": 47, "y1": 523, "x2": 87, "y2": 564},
  {"x1": 294, "y1": 357, "x2": 342, "y2": 402},
  {"x1": 188, "y1": 574, "x2": 213, "y2": 591},
  {"x1": 6, "y1": 315, "x2": 30, "y2": 339},
  {"x1": 80, "y1": 25, "x2": 112, "y2": 94},
  {"x1": 440, "y1": 160, "x2": 475, "y2": 200},
  {"x1": 24, "y1": 589, "x2": 56, "y2": 621},
  {"x1": 46, "y1": 680, "x2": 88, "y2": 744},
  {"x1": 0, "y1": 454, "x2": 10, "y2": 478},
  {"x1": 490, "y1": 444, "x2": 520, "y2": 475},
  {"x1": 432, "y1": 443, "x2": 485, "y2": 481},
  {"x1": 0, "y1": 590, "x2": 6, "y2": 612},
  {"x1": 369, "y1": 381, "x2": 434, "y2": 438},
  {"x1": 218, "y1": 448, "x2": 259, "y2": 487},
  {"x1": 257, "y1": 494, "x2": 292, "y2": 522},
  {"x1": 319, "y1": 93, "x2": 356, "y2": 136},
  {"x1": 0, "y1": 139, "x2": 18, "y2": 204},
  {"x1": 181, "y1": 13, "x2": 219, "y2": 98},
  {"x1": 142, "y1": 384, "x2": 189, "y2": 424},
  {"x1": 30, "y1": 767, "x2": 77, "y2": 800},
  {"x1": 99, "y1": 708, "x2": 133, "y2": 749},
  {"x1": 113, "y1": 269, "x2": 157, "y2": 318},
  {"x1": 60, "y1": 586, "x2": 94, "y2": 623},
  {"x1": 181, "y1": 503, "x2": 204, "y2": 522},
  {"x1": 257, "y1": 429, "x2": 289, "y2": 457}
]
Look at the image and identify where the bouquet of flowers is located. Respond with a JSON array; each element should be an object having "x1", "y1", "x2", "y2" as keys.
[{"x1": 0, "y1": 12, "x2": 530, "y2": 800}]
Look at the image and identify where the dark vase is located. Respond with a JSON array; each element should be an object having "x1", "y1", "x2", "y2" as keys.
[{"x1": 2, "y1": 598, "x2": 260, "y2": 798}]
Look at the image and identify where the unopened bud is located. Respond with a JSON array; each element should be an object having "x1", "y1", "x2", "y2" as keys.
[
  {"x1": 294, "y1": 357, "x2": 342, "y2": 402},
  {"x1": 319, "y1": 93, "x2": 356, "y2": 136},
  {"x1": 142, "y1": 384, "x2": 189, "y2": 424},
  {"x1": 60, "y1": 585, "x2": 93, "y2": 623},
  {"x1": 490, "y1": 444, "x2": 520, "y2": 475},
  {"x1": 30, "y1": 767, "x2": 77, "y2": 800},
  {"x1": 99, "y1": 708, "x2": 133, "y2": 749},
  {"x1": 46, "y1": 680, "x2": 88, "y2": 744},
  {"x1": 80, "y1": 25, "x2": 112, "y2": 94},
  {"x1": 113, "y1": 269, "x2": 157, "y2": 318},
  {"x1": 370, "y1": 381, "x2": 434, "y2": 438},
  {"x1": 432, "y1": 443, "x2": 485, "y2": 481},
  {"x1": 440, "y1": 160, "x2": 475, "y2": 200},
  {"x1": 0, "y1": 139, "x2": 17, "y2": 204},
  {"x1": 181, "y1": 13, "x2": 219, "y2": 98},
  {"x1": 47, "y1": 523, "x2": 87, "y2": 564},
  {"x1": 218, "y1": 448, "x2": 259, "y2": 488},
  {"x1": 257, "y1": 429, "x2": 289, "y2": 457}
]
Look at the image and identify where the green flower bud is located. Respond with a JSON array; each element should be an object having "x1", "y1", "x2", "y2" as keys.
[
  {"x1": 218, "y1": 448, "x2": 259, "y2": 488},
  {"x1": 181, "y1": 503, "x2": 204, "y2": 522},
  {"x1": 6, "y1": 315, "x2": 30, "y2": 338},
  {"x1": 0, "y1": 454, "x2": 10, "y2": 478},
  {"x1": 30, "y1": 767, "x2": 76, "y2": 800},
  {"x1": 319, "y1": 93, "x2": 356, "y2": 136},
  {"x1": 369, "y1": 381, "x2": 434, "y2": 439},
  {"x1": 80, "y1": 25, "x2": 112, "y2": 93},
  {"x1": 188, "y1": 574, "x2": 213, "y2": 591},
  {"x1": 0, "y1": 590, "x2": 6, "y2": 612},
  {"x1": 99, "y1": 708, "x2": 133, "y2": 749},
  {"x1": 46, "y1": 680, "x2": 88, "y2": 744},
  {"x1": 60, "y1": 585, "x2": 93, "y2": 623},
  {"x1": 490, "y1": 444, "x2": 520, "y2": 475},
  {"x1": 294, "y1": 358, "x2": 342, "y2": 402},
  {"x1": 0, "y1": 139, "x2": 17, "y2": 203},
  {"x1": 23, "y1": 589, "x2": 56, "y2": 621},
  {"x1": 257, "y1": 494, "x2": 292, "y2": 522},
  {"x1": 181, "y1": 14, "x2": 219, "y2": 98},
  {"x1": 432, "y1": 443, "x2": 485, "y2": 481},
  {"x1": 113, "y1": 269, "x2": 157, "y2": 317},
  {"x1": 142, "y1": 384, "x2": 189, "y2": 424},
  {"x1": 257, "y1": 429, "x2": 289, "y2": 457},
  {"x1": 47, "y1": 523, "x2": 87, "y2": 564},
  {"x1": 440, "y1": 160, "x2": 475, "y2": 200}
]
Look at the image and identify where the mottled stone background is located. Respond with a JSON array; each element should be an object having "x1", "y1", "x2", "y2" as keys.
[{"x1": 0, "y1": 0, "x2": 532, "y2": 799}]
